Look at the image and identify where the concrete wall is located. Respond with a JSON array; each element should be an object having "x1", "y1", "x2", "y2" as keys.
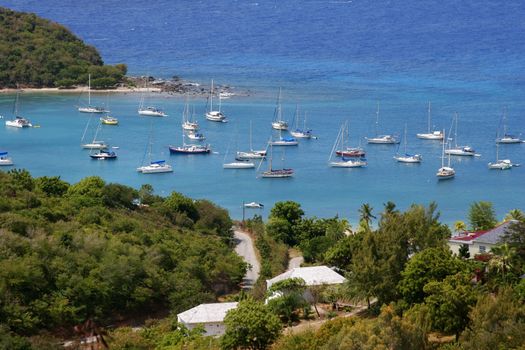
[
  {"x1": 448, "y1": 241, "x2": 496, "y2": 257},
  {"x1": 184, "y1": 322, "x2": 226, "y2": 337}
]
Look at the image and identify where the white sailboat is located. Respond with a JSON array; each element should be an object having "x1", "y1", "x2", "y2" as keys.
[
  {"x1": 236, "y1": 122, "x2": 267, "y2": 160},
  {"x1": 416, "y1": 102, "x2": 443, "y2": 140},
  {"x1": 329, "y1": 122, "x2": 367, "y2": 168},
  {"x1": 496, "y1": 108, "x2": 522, "y2": 144},
  {"x1": 223, "y1": 142, "x2": 255, "y2": 169},
  {"x1": 271, "y1": 88, "x2": 288, "y2": 130},
  {"x1": 488, "y1": 143, "x2": 514, "y2": 170},
  {"x1": 137, "y1": 122, "x2": 173, "y2": 173},
  {"x1": 394, "y1": 124, "x2": 422, "y2": 163},
  {"x1": 5, "y1": 91, "x2": 32, "y2": 128},
  {"x1": 0, "y1": 151, "x2": 14, "y2": 166},
  {"x1": 270, "y1": 128, "x2": 298, "y2": 146},
  {"x1": 289, "y1": 106, "x2": 312, "y2": 138},
  {"x1": 445, "y1": 113, "x2": 476, "y2": 156},
  {"x1": 182, "y1": 100, "x2": 199, "y2": 131},
  {"x1": 78, "y1": 74, "x2": 109, "y2": 113},
  {"x1": 205, "y1": 79, "x2": 227, "y2": 122},
  {"x1": 365, "y1": 103, "x2": 399, "y2": 144},
  {"x1": 437, "y1": 129, "x2": 455, "y2": 180},
  {"x1": 258, "y1": 141, "x2": 294, "y2": 178},
  {"x1": 81, "y1": 117, "x2": 108, "y2": 149},
  {"x1": 138, "y1": 77, "x2": 167, "y2": 117}
]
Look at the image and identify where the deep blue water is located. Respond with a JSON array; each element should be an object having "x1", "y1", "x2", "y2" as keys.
[{"x1": 0, "y1": 0, "x2": 524, "y2": 224}]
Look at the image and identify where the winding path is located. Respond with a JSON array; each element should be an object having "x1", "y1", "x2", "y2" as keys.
[{"x1": 233, "y1": 228, "x2": 260, "y2": 289}]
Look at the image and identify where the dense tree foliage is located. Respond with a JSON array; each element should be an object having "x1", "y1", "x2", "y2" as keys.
[
  {"x1": 222, "y1": 298, "x2": 282, "y2": 350},
  {"x1": 267, "y1": 278, "x2": 308, "y2": 324},
  {"x1": 468, "y1": 201, "x2": 497, "y2": 231},
  {"x1": 0, "y1": 171, "x2": 245, "y2": 341},
  {"x1": 0, "y1": 7, "x2": 126, "y2": 88}
]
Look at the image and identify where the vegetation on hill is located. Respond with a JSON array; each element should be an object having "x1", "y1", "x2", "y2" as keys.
[
  {"x1": 0, "y1": 7, "x2": 127, "y2": 89},
  {"x1": 0, "y1": 170, "x2": 246, "y2": 348}
]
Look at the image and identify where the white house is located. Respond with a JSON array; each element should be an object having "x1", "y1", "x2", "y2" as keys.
[
  {"x1": 267, "y1": 266, "x2": 346, "y2": 289},
  {"x1": 448, "y1": 221, "x2": 515, "y2": 257},
  {"x1": 177, "y1": 302, "x2": 238, "y2": 336}
]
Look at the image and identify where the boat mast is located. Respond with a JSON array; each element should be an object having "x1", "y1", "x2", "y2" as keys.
[
  {"x1": 403, "y1": 123, "x2": 408, "y2": 154},
  {"x1": 275, "y1": 88, "x2": 282, "y2": 122},
  {"x1": 249, "y1": 121, "x2": 253, "y2": 151},
  {"x1": 294, "y1": 105, "x2": 299, "y2": 130},
  {"x1": 88, "y1": 74, "x2": 91, "y2": 106},
  {"x1": 454, "y1": 112, "x2": 459, "y2": 148},
  {"x1": 441, "y1": 129, "x2": 446, "y2": 168},
  {"x1": 427, "y1": 102, "x2": 431, "y2": 133},
  {"x1": 375, "y1": 102, "x2": 380, "y2": 136},
  {"x1": 209, "y1": 79, "x2": 214, "y2": 112}
]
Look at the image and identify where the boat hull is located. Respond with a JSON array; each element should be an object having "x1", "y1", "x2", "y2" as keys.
[
  {"x1": 290, "y1": 131, "x2": 311, "y2": 138},
  {"x1": 79, "y1": 107, "x2": 108, "y2": 113},
  {"x1": 0, "y1": 159, "x2": 13, "y2": 166},
  {"x1": 496, "y1": 138, "x2": 522, "y2": 144},
  {"x1": 329, "y1": 161, "x2": 367, "y2": 168},
  {"x1": 137, "y1": 165, "x2": 173, "y2": 173},
  {"x1": 82, "y1": 143, "x2": 108, "y2": 150},
  {"x1": 223, "y1": 162, "x2": 255, "y2": 169},
  {"x1": 169, "y1": 145, "x2": 211, "y2": 154},
  {"x1": 271, "y1": 121, "x2": 288, "y2": 130},
  {"x1": 394, "y1": 155, "x2": 422, "y2": 163},
  {"x1": 236, "y1": 151, "x2": 266, "y2": 160},
  {"x1": 417, "y1": 133, "x2": 443, "y2": 140},
  {"x1": 206, "y1": 111, "x2": 226, "y2": 122},
  {"x1": 261, "y1": 169, "x2": 294, "y2": 178},
  {"x1": 366, "y1": 136, "x2": 399, "y2": 144},
  {"x1": 445, "y1": 149, "x2": 475, "y2": 156}
]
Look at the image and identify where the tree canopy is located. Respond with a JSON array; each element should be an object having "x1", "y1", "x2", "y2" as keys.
[{"x1": 0, "y1": 7, "x2": 126, "y2": 88}]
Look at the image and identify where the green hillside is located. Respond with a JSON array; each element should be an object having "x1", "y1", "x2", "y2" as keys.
[{"x1": 0, "y1": 7, "x2": 126, "y2": 89}]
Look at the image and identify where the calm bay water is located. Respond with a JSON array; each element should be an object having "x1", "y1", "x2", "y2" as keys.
[{"x1": 1, "y1": 0, "x2": 524, "y2": 223}]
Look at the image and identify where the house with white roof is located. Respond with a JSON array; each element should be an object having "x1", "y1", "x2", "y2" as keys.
[
  {"x1": 448, "y1": 221, "x2": 515, "y2": 257},
  {"x1": 267, "y1": 266, "x2": 346, "y2": 290},
  {"x1": 177, "y1": 302, "x2": 238, "y2": 336}
]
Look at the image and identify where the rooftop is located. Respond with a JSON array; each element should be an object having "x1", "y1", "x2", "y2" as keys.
[
  {"x1": 266, "y1": 265, "x2": 346, "y2": 289},
  {"x1": 177, "y1": 302, "x2": 238, "y2": 324},
  {"x1": 449, "y1": 221, "x2": 515, "y2": 245}
]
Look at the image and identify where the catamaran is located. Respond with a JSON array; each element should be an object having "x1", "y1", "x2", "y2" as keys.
[
  {"x1": 365, "y1": 103, "x2": 399, "y2": 144},
  {"x1": 205, "y1": 79, "x2": 227, "y2": 122},
  {"x1": 394, "y1": 124, "x2": 422, "y2": 163},
  {"x1": 259, "y1": 141, "x2": 294, "y2": 178},
  {"x1": 0, "y1": 151, "x2": 13, "y2": 166},
  {"x1": 496, "y1": 108, "x2": 522, "y2": 144},
  {"x1": 5, "y1": 91, "x2": 32, "y2": 128},
  {"x1": 329, "y1": 121, "x2": 367, "y2": 168},
  {"x1": 488, "y1": 142, "x2": 514, "y2": 170},
  {"x1": 138, "y1": 78, "x2": 167, "y2": 117},
  {"x1": 236, "y1": 121, "x2": 267, "y2": 160},
  {"x1": 81, "y1": 117, "x2": 108, "y2": 149},
  {"x1": 137, "y1": 122, "x2": 173, "y2": 173},
  {"x1": 78, "y1": 74, "x2": 109, "y2": 113},
  {"x1": 437, "y1": 129, "x2": 455, "y2": 180},
  {"x1": 271, "y1": 88, "x2": 288, "y2": 130},
  {"x1": 445, "y1": 113, "x2": 476, "y2": 156},
  {"x1": 289, "y1": 106, "x2": 313, "y2": 138},
  {"x1": 416, "y1": 102, "x2": 443, "y2": 140}
]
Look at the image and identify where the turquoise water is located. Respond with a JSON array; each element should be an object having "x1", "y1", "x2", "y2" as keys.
[{"x1": 1, "y1": 0, "x2": 524, "y2": 223}]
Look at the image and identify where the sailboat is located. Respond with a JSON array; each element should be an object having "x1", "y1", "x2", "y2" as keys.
[
  {"x1": 445, "y1": 113, "x2": 476, "y2": 156},
  {"x1": 271, "y1": 88, "x2": 288, "y2": 130},
  {"x1": 365, "y1": 103, "x2": 399, "y2": 144},
  {"x1": 78, "y1": 74, "x2": 109, "y2": 113},
  {"x1": 5, "y1": 91, "x2": 32, "y2": 128},
  {"x1": 496, "y1": 108, "x2": 522, "y2": 144},
  {"x1": 205, "y1": 79, "x2": 227, "y2": 122},
  {"x1": 169, "y1": 130, "x2": 211, "y2": 154},
  {"x1": 488, "y1": 142, "x2": 514, "y2": 170},
  {"x1": 437, "y1": 129, "x2": 455, "y2": 180},
  {"x1": 394, "y1": 124, "x2": 422, "y2": 163},
  {"x1": 138, "y1": 78, "x2": 168, "y2": 117},
  {"x1": 90, "y1": 149, "x2": 117, "y2": 160},
  {"x1": 329, "y1": 122, "x2": 367, "y2": 168},
  {"x1": 270, "y1": 128, "x2": 298, "y2": 146},
  {"x1": 100, "y1": 93, "x2": 118, "y2": 125},
  {"x1": 223, "y1": 141, "x2": 255, "y2": 169},
  {"x1": 289, "y1": 106, "x2": 312, "y2": 138},
  {"x1": 259, "y1": 141, "x2": 294, "y2": 178},
  {"x1": 236, "y1": 121, "x2": 267, "y2": 160},
  {"x1": 137, "y1": 122, "x2": 173, "y2": 173},
  {"x1": 81, "y1": 117, "x2": 108, "y2": 149},
  {"x1": 416, "y1": 102, "x2": 443, "y2": 140},
  {"x1": 0, "y1": 151, "x2": 14, "y2": 166},
  {"x1": 182, "y1": 106, "x2": 205, "y2": 140},
  {"x1": 182, "y1": 100, "x2": 199, "y2": 131}
]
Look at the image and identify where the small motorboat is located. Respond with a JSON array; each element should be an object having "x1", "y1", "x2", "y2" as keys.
[
  {"x1": 137, "y1": 160, "x2": 173, "y2": 173},
  {"x1": 100, "y1": 116, "x2": 119, "y2": 125},
  {"x1": 90, "y1": 150, "x2": 117, "y2": 160},
  {"x1": 0, "y1": 151, "x2": 14, "y2": 166}
]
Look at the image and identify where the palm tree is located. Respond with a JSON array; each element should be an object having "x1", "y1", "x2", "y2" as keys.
[
  {"x1": 505, "y1": 209, "x2": 525, "y2": 223},
  {"x1": 489, "y1": 243, "x2": 516, "y2": 284},
  {"x1": 359, "y1": 203, "x2": 376, "y2": 229},
  {"x1": 454, "y1": 220, "x2": 467, "y2": 233}
]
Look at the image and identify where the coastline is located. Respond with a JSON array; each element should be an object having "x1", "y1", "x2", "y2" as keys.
[{"x1": 0, "y1": 86, "x2": 161, "y2": 94}]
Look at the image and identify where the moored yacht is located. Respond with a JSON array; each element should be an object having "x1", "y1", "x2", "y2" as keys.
[
  {"x1": 271, "y1": 88, "x2": 288, "y2": 130},
  {"x1": 366, "y1": 104, "x2": 399, "y2": 144},
  {"x1": 0, "y1": 151, "x2": 14, "y2": 166},
  {"x1": 205, "y1": 80, "x2": 227, "y2": 122},
  {"x1": 437, "y1": 129, "x2": 455, "y2": 180},
  {"x1": 137, "y1": 160, "x2": 173, "y2": 173},
  {"x1": 5, "y1": 117, "x2": 32, "y2": 128},
  {"x1": 416, "y1": 102, "x2": 443, "y2": 140},
  {"x1": 90, "y1": 149, "x2": 117, "y2": 160},
  {"x1": 445, "y1": 113, "x2": 476, "y2": 156}
]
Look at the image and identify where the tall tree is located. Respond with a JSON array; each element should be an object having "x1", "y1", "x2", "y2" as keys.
[
  {"x1": 222, "y1": 299, "x2": 282, "y2": 350},
  {"x1": 468, "y1": 201, "x2": 497, "y2": 231},
  {"x1": 358, "y1": 203, "x2": 376, "y2": 232}
]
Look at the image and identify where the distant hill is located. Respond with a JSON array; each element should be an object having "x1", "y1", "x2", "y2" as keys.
[{"x1": 0, "y1": 7, "x2": 127, "y2": 89}]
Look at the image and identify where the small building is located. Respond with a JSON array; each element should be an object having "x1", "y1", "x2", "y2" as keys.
[
  {"x1": 177, "y1": 302, "x2": 238, "y2": 336},
  {"x1": 448, "y1": 221, "x2": 515, "y2": 257},
  {"x1": 267, "y1": 266, "x2": 346, "y2": 290}
]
